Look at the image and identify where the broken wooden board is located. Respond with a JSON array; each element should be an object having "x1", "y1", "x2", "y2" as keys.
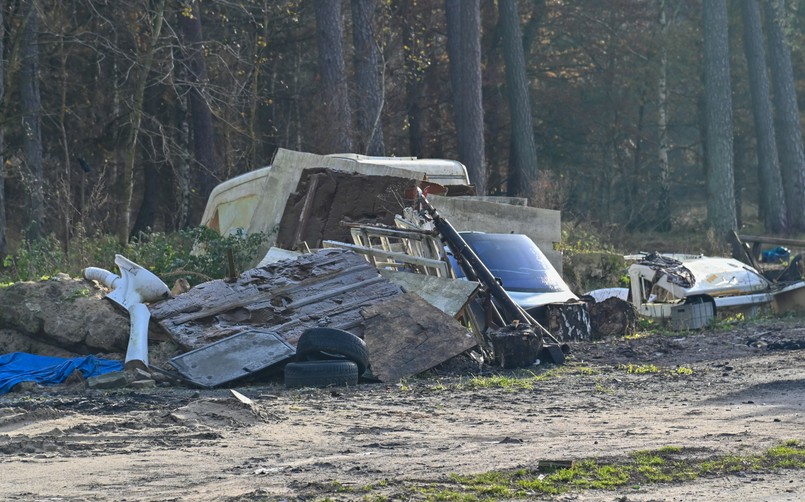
[
  {"x1": 276, "y1": 168, "x2": 417, "y2": 250},
  {"x1": 361, "y1": 292, "x2": 477, "y2": 382},
  {"x1": 150, "y1": 249, "x2": 403, "y2": 351},
  {"x1": 378, "y1": 270, "x2": 480, "y2": 318}
]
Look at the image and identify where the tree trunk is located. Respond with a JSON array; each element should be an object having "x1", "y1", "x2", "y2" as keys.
[
  {"x1": 399, "y1": 0, "x2": 424, "y2": 157},
  {"x1": 445, "y1": 0, "x2": 486, "y2": 194},
  {"x1": 21, "y1": 0, "x2": 44, "y2": 241},
  {"x1": 58, "y1": 34, "x2": 72, "y2": 253},
  {"x1": 499, "y1": 0, "x2": 538, "y2": 199},
  {"x1": 118, "y1": 0, "x2": 167, "y2": 246},
  {"x1": 351, "y1": 0, "x2": 385, "y2": 156},
  {"x1": 132, "y1": 83, "x2": 164, "y2": 236},
  {"x1": 764, "y1": 0, "x2": 805, "y2": 231},
  {"x1": 741, "y1": 0, "x2": 786, "y2": 233},
  {"x1": 655, "y1": 0, "x2": 672, "y2": 231},
  {"x1": 314, "y1": 0, "x2": 353, "y2": 153},
  {"x1": 172, "y1": 45, "x2": 192, "y2": 231},
  {"x1": 702, "y1": 0, "x2": 737, "y2": 238},
  {"x1": 179, "y1": 0, "x2": 218, "y2": 211},
  {"x1": 0, "y1": 2, "x2": 6, "y2": 258}
]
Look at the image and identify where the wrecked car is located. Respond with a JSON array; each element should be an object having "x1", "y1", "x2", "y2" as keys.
[
  {"x1": 448, "y1": 232, "x2": 578, "y2": 311},
  {"x1": 626, "y1": 252, "x2": 805, "y2": 329}
]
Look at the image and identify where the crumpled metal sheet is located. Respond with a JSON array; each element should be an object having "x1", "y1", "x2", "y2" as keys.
[{"x1": 637, "y1": 252, "x2": 695, "y2": 288}]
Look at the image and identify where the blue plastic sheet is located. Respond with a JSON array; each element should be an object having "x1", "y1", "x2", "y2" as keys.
[{"x1": 0, "y1": 352, "x2": 123, "y2": 395}]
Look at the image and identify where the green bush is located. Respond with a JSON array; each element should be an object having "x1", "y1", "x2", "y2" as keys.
[{"x1": 0, "y1": 227, "x2": 267, "y2": 286}]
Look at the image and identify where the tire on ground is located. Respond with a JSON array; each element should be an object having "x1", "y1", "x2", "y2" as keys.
[
  {"x1": 295, "y1": 328, "x2": 369, "y2": 375},
  {"x1": 284, "y1": 360, "x2": 359, "y2": 389}
]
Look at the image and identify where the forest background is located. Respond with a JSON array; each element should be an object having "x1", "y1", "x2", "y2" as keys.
[{"x1": 1, "y1": 0, "x2": 805, "y2": 283}]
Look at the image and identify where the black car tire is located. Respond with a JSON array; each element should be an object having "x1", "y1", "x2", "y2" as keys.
[
  {"x1": 284, "y1": 360, "x2": 359, "y2": 389},
  {"x1": 295, "y1": 328, "x2": 369, "y2": 375}
]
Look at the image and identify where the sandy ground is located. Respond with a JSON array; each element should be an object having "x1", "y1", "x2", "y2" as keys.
[{"x1": 1, "y1": 318, "x2": 804, "y2": 501}]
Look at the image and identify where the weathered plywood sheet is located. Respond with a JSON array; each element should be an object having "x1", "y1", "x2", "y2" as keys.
[
  {"x1": 150, "y1": 249, "x2": 403, "y2": 351},
  {"x1": 249, "y1": 148, "x2": 427, "y2": 251},
  {"x1": 378, "y1": 270, "x2": 480, "y2": 318},
  {"x1": 276, "y1": 168, "x2": 416, "y2": 250},
  {"x1": 361, "y1": 293, "x2": 477, "y2": 382}
]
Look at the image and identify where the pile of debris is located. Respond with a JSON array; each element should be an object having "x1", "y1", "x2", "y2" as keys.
[{"x1": 0, "y1": 149, "x2": 641, "y2": 394}]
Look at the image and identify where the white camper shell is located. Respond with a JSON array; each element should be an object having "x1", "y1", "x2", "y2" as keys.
[{"x1": 201, "y1": 148, "x2": 470, "y2": 239}]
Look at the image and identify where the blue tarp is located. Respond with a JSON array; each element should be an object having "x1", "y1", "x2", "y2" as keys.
[{"x1": 0, "y1": 352, "x2": 124, "y2": 395}]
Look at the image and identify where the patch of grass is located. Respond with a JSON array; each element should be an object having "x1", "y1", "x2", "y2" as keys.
[
  {"x1": 329, "y1": 481, "x2": 355, "y2": 493},
  {"x1": 463, "y1": 373, "x2": 536, "y2": 391},
  {"x1": 708, "y1": 312, "x2": 746, "y2": 330},
  {"x1": 675, "y1": 366, "x2": 694, "y2": 375},
  {"x1": 453, "y1": 365, "x2": 594, "y2": 392},
  {"x1": 594, "y1": 379, "x2": 615, "y2": 394},
  {"x1": 618, "y1": 363, "x2": 660, "y2": 374},
  {"x1": 364, "y1": 441, "x2": 805, "y2": 500}
]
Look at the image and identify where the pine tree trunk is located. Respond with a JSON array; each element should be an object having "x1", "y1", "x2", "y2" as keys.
[
  {"x1": 351, "y1": 0, "x2": 385, "y2": 156},
  {"x1": 702, "y1": 0, "x2": 737, "y2": 237},
  {"x1": 118, "y1": 0, "x2": 167, "y2": 246},
  {"x1": 499, "y1": 0, "x2": 538, "y2": 199},
  {"x1": 446, "y1": 0, "x2": 486, "y2": 194},
  {"x1": 0, "y1": 3, "x2": 6, "y2": 258},
  {"x1": 314, "y1": 0, "x2": 353, "y2": 153},
  {"x1": 741, "y1": 0, "x2": 787, "y2": 233},
  {"x1": 21, "y1": 0, "x2": 44, "y2": 241},
  {"x1": 764, "y1": 0, "x2": 805, "y2": 231},
  {"x1": 179, "y1": 1, "x2": 218, "y2": 207},
  {"x1": 656, "y1": 0, "x2": 672, "y2": 231},
  {"x1": 400, "y1": 0, "x2": 424, "y2": 157}
]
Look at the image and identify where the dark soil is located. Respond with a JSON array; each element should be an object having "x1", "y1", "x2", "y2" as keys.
[{"x1": 1, "y1": 315, "x2": 805, "y2": 501}]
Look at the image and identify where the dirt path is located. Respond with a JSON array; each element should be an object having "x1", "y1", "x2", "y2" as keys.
[{"x1": 1, "y1": 319, "x2": 804, "y2": 501}]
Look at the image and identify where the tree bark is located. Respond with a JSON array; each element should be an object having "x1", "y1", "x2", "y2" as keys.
[
  {"x1": 445, "y1": 0, "x2": 486, "y2": 194},
  {"x1": 21, "y1": 0, "x2": 44, "y2": 241},
  {"x1": 179, "y1": 0, "x2": 218, "y2": 211},
  {"x1": 741, "y1": 0, "x2": 786, "y2": 233},
  {"x1": 351, "y1": 0, "x2": 385, "y2": 156},
  {"x1": 764, "y1": 0, "x2": 805, "y2": 231},
  {"x1": 499, "y1": 0, "x2": 538, "y2": 199},
  {"x1": 655, "y1": 0, "x2": 672, "y2": 231},
  {"x1": 702, "y1": 0, "x2": 737, "y2": 237},
  {"x1": 314, "y1": 0, "x2": 353, "y2": 153},
  {"x1": 172, "y1": 46, "x2": 192, "y2": 231},
  {"x1": 0, "y1": 2, "x2": 6, "y2": 258},
  {"x1": 399, "y1": 0, "x2": 424, "y2": 157},
  {"x1": 118, "y1": 0, "x2": 167, "y2": 246}
]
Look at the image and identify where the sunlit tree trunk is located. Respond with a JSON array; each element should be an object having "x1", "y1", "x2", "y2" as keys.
[
  {"x1": 702, "y1": 0, "x2": 737, "y2": 237},
  {"x1": 742, "y1": 0, "x2": 786, "y2": 233},
  {"x1": 764, "y1": 0, "x2": 805, "y2": 232}
]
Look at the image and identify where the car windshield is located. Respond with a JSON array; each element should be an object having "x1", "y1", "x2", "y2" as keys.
[{"x1": 452, "y1": 233, "x2": 570, "y2": 294}]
